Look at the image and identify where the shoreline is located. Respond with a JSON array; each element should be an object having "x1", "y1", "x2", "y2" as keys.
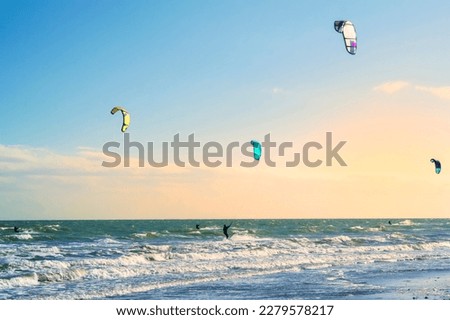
[{"x1": 350, "y1": 269, "x2": 450, "y2": 300}]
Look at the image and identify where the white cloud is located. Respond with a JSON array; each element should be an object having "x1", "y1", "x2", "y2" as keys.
[
  {"x1": 0, "y1": 144, "x2": 205, "y2": 219},
  {"x1": 374, "y1": 81, "x2": 450, "y2": 101},
  {"x1": 373, "y1": 81, "x2": 410, "y2": 94},
  {"x1": 415, "y1": 85, "x2": 450, "y2": 100},
  {"x1": 0, "y1": 144, "x2": 191, "y2": 177},
  {"x1": 0, "y1": 144, "x2": 101, "y2": 174},
  {"x1": 271, "y1": 87, "x2": 288, "y2": 95}
]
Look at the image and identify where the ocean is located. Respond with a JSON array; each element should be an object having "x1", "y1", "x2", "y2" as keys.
[{"x1": 0, "y1": 219, "x2": 449, "y2": 300}]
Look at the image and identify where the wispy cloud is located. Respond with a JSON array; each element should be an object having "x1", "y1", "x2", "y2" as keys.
[
  {"x1": 0, "y1": 145, "x2": 101, "y2": 174},
  {"x1": 271, "y1": 87, "x2": 288, "y2": 95},
  {"x1": 374, "y1": 81, "x2": 450, "y2": 101},
  {"x1": 373, "y1": 81, "x2": 410, "y2": 94},
  {"x1": 0, "y1": 144, "x2": 190, "y2": 177},
  {"x1": 0, "y1": 144, "x2": 206, "y2": 219},
  {"x1": 415, "y1": 85, "x2": 450, "y2": 100}
]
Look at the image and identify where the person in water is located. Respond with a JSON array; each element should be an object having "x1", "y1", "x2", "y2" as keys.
[
  {"x1": 223, "y1": 223, "x2": 232, "y2": 239},
  {"x1": 14, "y1": 226, "x2": 19, "y2": 232},
  {"x1": 196, "y1": 224, "x2": 200, "y2": 230},
  {"x1": 388, "y1": 221, "x2": 392, "y2": 225}
]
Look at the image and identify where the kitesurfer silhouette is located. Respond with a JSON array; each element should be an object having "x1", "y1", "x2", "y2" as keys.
[{"x1": 223, "y1": 223, "x2": 232, "y2": 239}]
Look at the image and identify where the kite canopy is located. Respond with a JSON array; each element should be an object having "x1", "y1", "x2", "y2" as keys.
[
  {"x1": 111, "y1": 106, "x2": 130, "y2": 132},
  {"x1": 430, "y1": 158, "x2": 441, "y2": 174},
  {"x1": 334, "y1": 20, "x2": 357, "y2": 55},
  {"x1": 250, "y1": 140, "x2": 262, "y2": 161}
]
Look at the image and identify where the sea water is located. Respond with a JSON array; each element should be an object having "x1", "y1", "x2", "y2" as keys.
[{"x1": 0, "y1": 219, "x2": 449, "y2": 300}]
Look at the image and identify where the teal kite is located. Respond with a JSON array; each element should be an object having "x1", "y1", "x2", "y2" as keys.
[
  {"x1": 250, "y1": 140, "x2": 262, "y2": 161},
  {"x1": 430, "y1": 158, "x2": 441, "y2": 174}
]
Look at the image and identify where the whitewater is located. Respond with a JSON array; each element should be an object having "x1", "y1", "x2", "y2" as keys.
[{"x1": 0, "y1": 219, "x2": 449, "y2": 300}]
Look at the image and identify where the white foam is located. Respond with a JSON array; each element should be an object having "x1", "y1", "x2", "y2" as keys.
[
  {"x1": 15, "y1": 234, "x2": 33, "y2": 240},
  {"x1": 133, "y1": 232, "x2": 158, "y2": 238},
  {"x1": 97, "y1": 238, "x2": 121, "y2": 245},
  {"x1": 229, "y1": 234, "x2": 260, "y2": 241},
  {"x1": 199, "y1": 226, "x2": 221, "y2": 231},
  {"x1": 0, "y1": 273, "x2": 39, "y2": 289},
  {"x1": 43, "y1": 224, "x2": 61, "y2": 231},
  {"x1": 4, "y1": 223, "x2": 450, "y2": 299},
  {"x1": 140, "y1": 244, "x2": 171, "y2": 252},
  {"x1": 29, "y1": 246, "x2": 61, "y2": 256},
  {"x1": 133, "y1": 233, "x2": 148, "y2": 238},
  {"x1": 399, "y1": 219, "x2": 414, "y2": 226},
  {"x1": 323, "y1": 235, "x2": 353, "y2": 244},
  {"x1": 38, "y1": 269, "x2": 87, "y2": 282},
  {"x1": 389, "y1": 232, "x2": 407, "y2": 239}
]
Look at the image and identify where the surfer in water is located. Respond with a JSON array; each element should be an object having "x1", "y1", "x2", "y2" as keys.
[
  {"x1": 196, "y1": 224, "x2": 200, "y2": 230},
  {"x1": 388, "y1": 221, "x2": 392, "y2": 225},
  {"x1": 223, "y1": 223, "x2": 232, "y2": 239},
  {"x1": 14, "y1": 226, "x2": 19, "y2": 232}
]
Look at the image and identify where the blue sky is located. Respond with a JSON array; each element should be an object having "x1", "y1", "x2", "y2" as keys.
[
  {"x1": 1, "y1": 0, "x2": 450, "y2": 219},
  {"x1": 2, "y1": 0, "x2": 448, "y2": 149}
]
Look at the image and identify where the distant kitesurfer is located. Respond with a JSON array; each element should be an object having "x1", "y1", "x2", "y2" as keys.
[
  {"x1": 196, "y1": 224, "x2": 200, "y2": 230},
  {"x1": 223, "y1": 223, "x2": 232, "y2": 239},
  {"x1": 14, "y1": 226, "x2": 19, "y2": 232}
]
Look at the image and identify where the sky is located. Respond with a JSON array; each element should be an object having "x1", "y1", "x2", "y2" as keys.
[{"x1": 1, "y1": 0, "x2": 450, "y2": 220}]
